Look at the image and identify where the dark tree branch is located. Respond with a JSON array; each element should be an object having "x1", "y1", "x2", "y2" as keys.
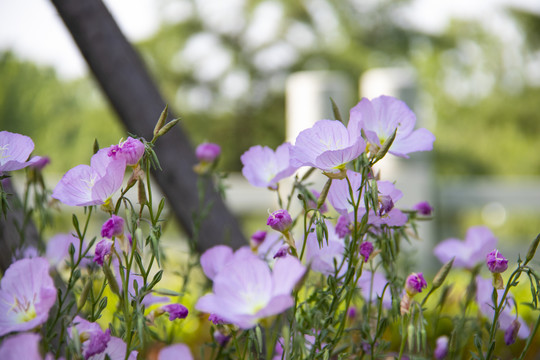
[{"x1": 50, "y1": 0, "x2": 246, "y2": 251}]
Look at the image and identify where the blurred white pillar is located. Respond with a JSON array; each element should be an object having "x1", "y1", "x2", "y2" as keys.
[
  {"x1": 286, "y1": 71, "x2": 353, "y2": 142},
  {"x1": 361, "y1": 67, "x2": 437, "y2": 271}
]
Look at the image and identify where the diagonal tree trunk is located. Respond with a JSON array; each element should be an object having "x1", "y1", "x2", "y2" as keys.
[{"x1": 49, "y1": 0, "x2": 246, "y2": 252}]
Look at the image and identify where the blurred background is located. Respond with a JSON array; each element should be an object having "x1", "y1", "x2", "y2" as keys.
[{"x1": 1, "y1": 0, "x2": 540, "y2": 264}]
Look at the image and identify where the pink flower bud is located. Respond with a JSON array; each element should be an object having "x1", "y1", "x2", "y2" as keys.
[
  {"x1": 107, "y1": 137, "x2": 145, "y2": 166},
  {"x1": 405, "y1": 272, "x2": 427, "y2": 296},
  {"x1": 93, "y1": 239, "x2": 112, "y2": 266},
  {"x1": 359, "y1": 241, "x2": 374, "y2": 262},
  {"x1": 161, "y1": 303, "x2": 189, "y2": 321},
  {"x1": 504, "y1": 320, "x2": 520, "y2": 345},
  {"x1": 335, "y1": 215, "x2": 351, "y2": 238},
  {"x1": 101, "y1": 215, "x2": 124, "y2": 239},
  {"x1": 434, "y1": 336, "x2": 449, "y2": 359},
  {"x1": 250, "y1": 230, "x2": 267, "y2": 247},
  {"x1": 196, "y1": 143, "x2": 221, "y2": 163},
  {"x1": 412, "y1": 201, "x2": 433, "y2": 216},
  {"x1": 267, "y1": 209, "x2": 292, "y2": 233},
  {"x1": 486, "y1": 249, "x2": 508, "y2": 273}
]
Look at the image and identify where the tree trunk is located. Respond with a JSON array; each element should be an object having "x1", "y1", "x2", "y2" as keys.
[{"x1": 50, "y1": 0, "x2": 246, "y2": 252}]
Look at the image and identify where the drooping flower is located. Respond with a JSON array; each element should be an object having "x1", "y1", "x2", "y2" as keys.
[
  {"x1": 433, "y1": 226, "x2": 497, "y2": 269},
  {"x1": 196, "y1": 252, "x2": 306, "y2": 329},
  {"x1": 52, "y1": 150, "x2": 126, "y2": 206},
  {"x1": 347, "y1": 95, "x2": 435, "y2": 158},
  {"x1": 0, "y1": 332, "x2": 52, "y2": 360},
  {"x1": 505, "y1": 320, "x2": 521, "y2": 345},
  {"x1": 29, "y1": 156, "x2": 51, "y2": 171},
  {"x1": 0, "y1": 258, "x2": 57, "y2": 336},
  {"x1": 106, "y1": 137, "x2": 145, "y2": 166},
  {"x1": 101, "y1": 215, "x2": 125, "y2": 238},
  {"x1": 359, "y1": 241, "x2": 374, "y2": 262},
  {"x1": 0, "y1": 131, "x2": 42, "y2": 174},
  {"x1": 158, "y1": 344, "x2": 194, "y2": 360},
  {"x1": 412, "y1": 201, "x2": 433, "y2": 216},
  {"x1": 486, "y1": 249, "x2": 508, "y2": 273},
  {"x1": 434, "y1": 336, "x2": 449, "y2": 359},
  {"x1": 241, "y1": 143, "x2": 298, "y2": 189},
  {"x1": 476, "y1": 276, "x2": 530, "y2": 340},
  {"x1": 290, "y1": 119, "x2": 365, "y2": 177},
  {"x1": 196, "y1": 142, "x2": 221, "y2": 163}
]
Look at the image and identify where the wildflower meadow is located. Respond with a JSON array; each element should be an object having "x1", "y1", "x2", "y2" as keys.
[{"x1": 1, "y1": 95, "x2": 539, "y2": 359}]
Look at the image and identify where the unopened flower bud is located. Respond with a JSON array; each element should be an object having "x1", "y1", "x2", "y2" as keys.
[
  {"x1": 486, "y1": 249, "x2": 508, "y2": 273},
  {"x1": 273, "y1": 246, "x2": 289, "y2": 259},
  {"x1": 378, "y1": 194, "x2": 394, "y2": 216},
  {"x1": 335, "y1": 215, "x2": 351, "y2": 238},
  {"x1": 504, "y1": 320, "x2": 520, "y2": 345},
  {"x1": 214, "y1": 330, "x2": 230, "y2": 347},
  {"x1": 196, "y1": 143, "x2": 221, "y2": 163},
  {"x1": 405, "y1": 272, "x2": 427, "y2": 296},
  {"x1": 101, "y1": 215, "x2": 124, "y2": 239},
  {"x1": 161, "y1": 303, "x2": 189, "y2": 321},
  {"x1": 267, "y1": 209, "x2": 292, "y2": 233},
  {"x1": 108, "y1": 137, "x2": 145, "y2": 166},
  {"x1": 412, "y1": 201, "x2": 433, "y2": 216},
  {"x1": 359, "y1": 241, "x2": 374, "y2": 262},
  {"x1": 433, "y1": 258, "x2": 454, "y2": 289},
  {"x1": 93, "y1": 239, "x2": 112, "y2": 266},
  {"x1": 250, "y1": 230, "x2": 267, "y2": 249}
]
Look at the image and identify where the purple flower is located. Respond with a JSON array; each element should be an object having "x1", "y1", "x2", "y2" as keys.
[
  {"x1": 93, "y1": 239, "x2": 113, "y2": 266},
  {"x1": 368, "y1": 181, "x2": 407, "y2": 227},
  {"x1": 200, "y1": 245, "x2": 235, "y2": 281},
  {"x1": 303, "y1": 221, "x2": 345, "y2": 276},
  {"x1": 52, "y1": 150, "x2": 126, "y2": 206},
  {"x1": 0, "y1": 258, "x2": 57, "y2": 336},
  {"x1": 486, "y1": 249, "x2": 508, "y2": 273},
  {"x1": 0, "y1": 332, "x2": 49, "y2": 359},
  {"x1": 106, "y1": 137, "x2": 145, "y2": 166},
  {"x1": 405, "y1": 272, "x2": 427, "y2": 295},
  {"x1": 46, "y1": 233, "x2": 90, "y2": 268},
  {"x1": 412, "y1": 201, "x2": 433, "y2": 216},
  {"x1": 70, "y1": 316, "x2": 111, "y2": 359},
  {"x1": 196, "y1": 252, "x2": 306, "y2": 329},
  {"x1": 434, "y1": 226, "x2": 497, "y2": 269},
  {"x1": 267, "y1": 209, "x2": 293, "y2": 233},
  {"x1": 347, "y1": 306, "x2": 357, "y2": 319},
  {"x1": 359, "y1": 241, "x2": 374, "y2": 262},
  {"x1": 327, "y1": 170, "x2": 364, "y2": 215},
  {"x1": 357, "y1": 271, "x2": 392, "y2": 309},
  {"x1": 434, "y1": 336, "x2": 449, "y2": 359},
  {"x1": 241, "y1": 143, "x2": 298, "y2": 189},
  {"x1": 101, "y1": 215, "x2": 125, "y2": 238},
  {"x1": 476, "y1": 276, "x2": 530, "y2": 339},
  {"x1": 347, "y1": 95, "x2": 435, "y2": 158},
  {"x1": 250, "y1": 230, "x2": 267, "y2": 247},
  {"x1": 208, "y1": 314, "x2": 226, "y2": 325},
  {"x1": 161, "y1": 303, "x2": 189, "y2": 321},
  {"x1": 159, "y1": 344, "x2": 193, "y2": 360},
  {"x1": 0, "y1": 131, "x2": 43, "y2": 174},
  {"x1": 291, "y1": 119, "x2": 365, "y2": 175},
  {"x1": 505, "y1": 320, "x2": 521, "y2": 345},
  {"x1": 335, "y1": 215, "x2": 351, "y2": 238},
  {"x1": 196, "y1": 142, "x2": 221, "y2": 163}
]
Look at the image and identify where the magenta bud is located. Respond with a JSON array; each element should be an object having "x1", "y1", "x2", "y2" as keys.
[
  {"x1": 250, "y1": 230, "x2": 267, "y2": 246},
  {"x1": 504, "y1": 320, "x2": 520, "y2": 345},
  {"x1": 161, "y1": 303, "x2": 189, "y2": 321},
  {"x1": 196, "y1": 143, "x2": 221, "y2": 163},
  {"x1": 359, "y1": 241, "x2": 374, "y2": 262},
  {"x1": 273, "y1": 246, "x2": 289, "y2": 259},
  {"x1": 434, "y1": 336, "x2": 449, "y2": 359},
  {"x1": 405, "y1": 272, "x2": 427, "y2": 296},
  {"x1": 486, "y1": 249, "x2": 508, "y2": 273},
  {"x1": 108, "y1": 137, "x2": 145, "y2": 166},
  {"x1": 335, "y1": 215, "x2": 351, "y2": 238},
  {"x1": 101, "y1": 215, "x2": 124, "y2": 238},
  {"x1": 412, "y1": 201, "x2": 433, "y2": 216},
  {"x1": 267, "y1": 209, "x2": 292, "y2": 233}
]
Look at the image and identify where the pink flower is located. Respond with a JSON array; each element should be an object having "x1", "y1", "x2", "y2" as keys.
[
  {"x1": 303, "y1": 221, "x2": 345, "y2": 276},
  {"x1": 0, "y1": 131, "x2": 43, "y2": 174},
  {"x1": 101, "y1": 215, "x2": 125, "y2": 238},
  {"x1": 196, "y1": 142, "x2": 221, "y2": 163},
  {"x1": 291, "y1": 120, "x2": 365, "y2": 175},
  {"x1": 0, "y1": 333, "x2": 53, "y2": 360},
  {"x1": 486, "y1": 249, "x2": 508, "y2": 273},
  {"x1": 357, "y1": 271, "x2": 392, "y2": 309},
  {"x1": 46, "y1": 233, "x2": 90, "y2": 268},
  {"x1": 196, "y1": 252, "x2": 306, "y2": 329},
  {"x1": 106, "y1": 137, "x2": 145, "y2": 166},
  {"x1": 241, "y1": 143, "x2": 298, "y2": 189},
  {"x1": 434, "y1": 226, "x2": 497, "y2": 269},
  {"x1": 158, "y1": 344, "x2": 193, "y2": 360},
  {"x1": 347, "y1": 95, "x2": 435, "y2": 158},
  {"x1": 0, "y1": 258, "x2": 57, "y2": 336},
  {"x1": 52, "y1": 150, "x2": 126, "y2": 206}
]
